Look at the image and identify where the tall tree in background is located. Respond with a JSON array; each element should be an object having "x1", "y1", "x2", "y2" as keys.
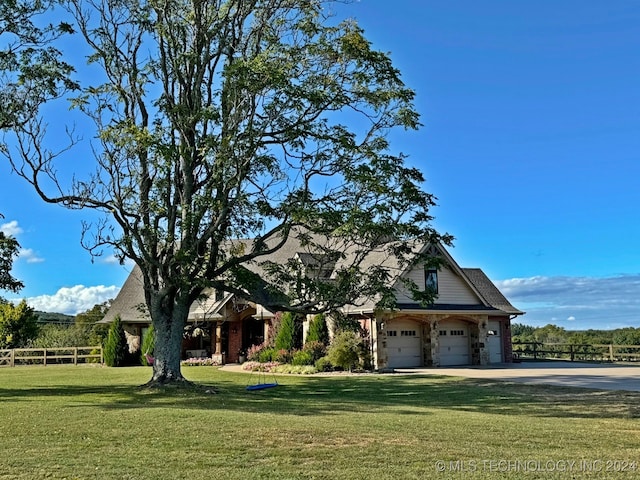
[
  {"x1": 0, "y1": 299, "x2": 39, "y2": 348},
  {"x1": 1, "y1": 0, "x2": 450, "y2": 386},
  {"x1": 0, "y1": 214, "x2": 23, "y2": 294}
]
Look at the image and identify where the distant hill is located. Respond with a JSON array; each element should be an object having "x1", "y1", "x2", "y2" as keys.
[{"x1": 35, "y1": 311, "x2": 75, "y2": 325}]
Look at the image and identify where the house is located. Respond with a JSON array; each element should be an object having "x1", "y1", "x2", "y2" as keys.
[{"x1": 101, "y1": 237, "x2": 523, "y2": 368}]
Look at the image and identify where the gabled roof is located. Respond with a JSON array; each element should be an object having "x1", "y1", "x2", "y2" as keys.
[
  {"x1": 99, "y1": 266, "x2": 264, "y2": 324},
  {"x1": 462, "y1": 268, "x2": 524, "y2": 315},
  {"x1": 99, "y1": 266, "x2": 147, "y2": 324},
  {"x1": 343, "y1": 241, "x2": 523, "y2": 316},
  {"x1": 101, "y1": 233, "x2": 523, "y2": 323}
]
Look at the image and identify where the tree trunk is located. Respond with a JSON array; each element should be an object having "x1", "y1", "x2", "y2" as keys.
[{"x1": 144, "y1": 297, "x2": 192, "y2": 388}]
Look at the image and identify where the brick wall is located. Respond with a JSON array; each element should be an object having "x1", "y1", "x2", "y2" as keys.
[{"x1": 227, "y1": 321, "x2": 243, "y2": 363}]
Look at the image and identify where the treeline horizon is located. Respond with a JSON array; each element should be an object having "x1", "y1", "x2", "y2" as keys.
[{"x1": 513, "y1": 323, "x2": 640, "y2": 345}]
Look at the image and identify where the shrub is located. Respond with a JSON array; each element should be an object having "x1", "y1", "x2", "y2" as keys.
[
  {"x1": 258, "y1": 346, "x2": 276, "y2": 363},
  {"x1": 275, "y1": 312, "x2": 295, "y2": 351},
  {"x1": 303, "y1": 340, "x2": 327, "y2": 362},
  {"x1": 273, "y1": 348, "x2": 292, "y2": 364},
  {"x1": 327, "y1": 331, "x2": 362, "y2": 371},
  {"x1": 315, "y1": 356, "x2": 333, "y2": 372},
  {"x1": 88, "y1": 347, "x2": 102, "y2": 363},
  {"x1": 272, "y1": 364, "x2": 316, "y2": 374},
  {"x1": 291, "y1": 349, "x2": 314, "y2": 366},
  {"x1": 103, "y1": 316, "x2": 128, "y2": 367},
  {"x1": 181, "y1": 357, "x2": 220, "y2": 366},
  {"x1": 247, "y1": 343, "x2": 265, "y2": 361},
  {"x1": 242, "y1": 361, "x2": 281, "y2": 372},
  {"x1": 306, "y1": 313, "x2": 329, "y2": 345},
  {"x1": 140, "y1": 325, "x2": 155, "y2": 366}
]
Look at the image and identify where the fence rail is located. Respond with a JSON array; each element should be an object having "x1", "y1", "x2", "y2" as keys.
[
  {"x1": 0, "y1": 347, "x2": 103, "y2": 367},
  {"x1": 513, "y1": 342, "x2": 640, "y2": 362}
]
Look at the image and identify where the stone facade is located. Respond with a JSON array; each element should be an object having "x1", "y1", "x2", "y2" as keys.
[{"x1": 368, "y1": 312, "x2": 511, "y2": 370}]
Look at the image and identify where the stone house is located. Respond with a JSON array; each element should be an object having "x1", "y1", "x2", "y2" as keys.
[{"x1": 100, "y1": 238, "x2": 523, "y2": 368}]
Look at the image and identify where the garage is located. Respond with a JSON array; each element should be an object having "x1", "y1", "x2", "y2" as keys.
[
  {"x1": 386, "y1": 319, "x2": 422, "y2": 368},
  {"x1": 487, "y1": 320, "x2": 503, "y2": 363},
  {"x1": 438, "y1": 320, "x2": 470, "y2": 366}
]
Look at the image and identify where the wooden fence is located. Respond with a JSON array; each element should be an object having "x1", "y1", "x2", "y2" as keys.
[
  {"x1": 0, "y1": 346, "x2": 103, "y2": 367},
  {"x1": 513, "y1": 342, "x2": 640, "y2": 363}
]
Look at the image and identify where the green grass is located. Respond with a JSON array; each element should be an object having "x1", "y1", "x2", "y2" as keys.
[{"x1": 1, "y1": 366, "x2": 639, "y2": 479}]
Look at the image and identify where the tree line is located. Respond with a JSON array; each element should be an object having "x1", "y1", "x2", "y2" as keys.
[
  {"x1": 512, "y1": 323, "x2": 640, "y2": 346},
  {"x1": 0, "y1": 300, "x2": 110, "y2": 350}
]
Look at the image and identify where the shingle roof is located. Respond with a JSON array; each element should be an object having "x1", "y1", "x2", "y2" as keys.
[
  {"x1": 101, "y1": 233, "x2": 523, "y2": 323},
  {"x1": 99, "y1": 265, "x2": 147, "y2": 324},
  {"x1": 461, "y1": 268, "x2": 524, "y2": 315}
]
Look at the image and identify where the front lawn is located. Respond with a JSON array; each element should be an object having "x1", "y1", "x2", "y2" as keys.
[{"x1": 0, "y1": 366, "x2": 639, "y2": 479}]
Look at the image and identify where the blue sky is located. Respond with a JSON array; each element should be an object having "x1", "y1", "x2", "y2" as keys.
[{"x1": 2, "y1": 1, "x2": 640, "y2": 329}]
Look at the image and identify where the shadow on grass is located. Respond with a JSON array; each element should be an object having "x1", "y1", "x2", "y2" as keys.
[{"x1": 1, "y1": 368, "x2": 639, "y2": 420}]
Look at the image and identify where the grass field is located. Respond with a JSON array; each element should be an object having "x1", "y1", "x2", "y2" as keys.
[{"x1": 1, "y1": 365, "x2": 639, "y2": 479}]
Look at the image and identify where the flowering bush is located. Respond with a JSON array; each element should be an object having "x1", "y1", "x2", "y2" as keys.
[
  {"x1": 242, "y1": 361, "x2": 281, "y2": 372},
  {"x1": 274, "y1": 349, "x2": 292, "y2": 363},
  {"x1": 272, "y1": 364, "x2": 316, "y2": 374},
  {"x1": 247, "y1": 343, "x2": 265, "y2": 361},
  {"x1": 181, "y1": 357, "x2": 221, "y2": 366}
]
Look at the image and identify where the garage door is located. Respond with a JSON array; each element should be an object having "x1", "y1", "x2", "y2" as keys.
[
  {"x1": 386, "y1": 320, "x2": 422, "y2": 368},
  {"x1": 487, "y1": 320, "x2": 503, "y2": 363},
  {"x1": 439, "y1": 320, "x2": 470, "y2": 366}
]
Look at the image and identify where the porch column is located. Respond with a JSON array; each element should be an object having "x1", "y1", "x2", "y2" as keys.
[
  {"x1": 374, "y1": 311, "x2": 391, "y2": 371},
  {"x1": 211, "y1": 321, "x2": 225, "y2": 364},
  {"x1": 477, "y1": 315, "x2": 489, "y2": 365},
  {"x1": 428, "y1": 315, "x2": 440, "y2": 367}
]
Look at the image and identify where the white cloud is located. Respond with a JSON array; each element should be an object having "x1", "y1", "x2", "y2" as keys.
[
  {"x1": 18, "y1": 248, "x2": 45, "y2": 264},
  {"x1": 0, "y1": 220, "x2": 23, "y2": 236},
  {"x1": 24, "y1": 285, "x2": 120, "y2": 315},
  {"x1": 1, "y1": 221, "x2": 45, "y2": 262},
  {"x1": 101, "y1": 254, "x2": 134, "y2": 267},
  {"x1": 495, "y1": 275, "x2": 640, "y2": 329}
]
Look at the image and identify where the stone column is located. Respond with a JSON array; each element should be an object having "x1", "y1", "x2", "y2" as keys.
[
  {"x1": 428, "y1": 315, "x2": 440, "y2": 366},
  {"x1": 212, "y1": 321, "x2": 225, "y2": 364},
  {"x1": 374, "y1": 311, "x2": 391, "y2": 371},
  {"x1": 477, "y1": 315, "x2": 489, "y2": 365}
]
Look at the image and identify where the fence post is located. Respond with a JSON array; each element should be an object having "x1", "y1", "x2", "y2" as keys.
[
  {"x1": 609, "y1": 344, "x2": 614, "y2": 362},
  {"x1": 10, "y1": 349, "x2": 14, "y2": 367},
  {"x1": 74, "y1": 348, "x2": 78, "y2": 366},
  {"x1": 44, "y1": 348, "x2": 47, "y2": 366},
  {"x1": 570, "y1": 344, "x2": 574, "y2": 362},
  {"x1": 533, "y1": 343, "x2": 538, "y2": 360}
]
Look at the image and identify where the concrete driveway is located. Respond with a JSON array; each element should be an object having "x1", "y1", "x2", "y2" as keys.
[{"x1": 394, "y1": 361, "x2": 640, "y2": 392}]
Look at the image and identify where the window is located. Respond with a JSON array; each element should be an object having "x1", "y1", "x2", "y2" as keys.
[
  {"x1": 450, "y1": 330, "x2": 465, "y2": 336},
  {"x1": 387, "y1": 330, "x2": 397, "y2": 337},
  {"x1": 401, "y1": 330, "x2": 416, "y2": 337},
  {"x1": 439, "y1": 330, "x2": 447, "y2": 336},
  {"x1": 425, "y1": 268, "x2": 438, "y2": 294}
]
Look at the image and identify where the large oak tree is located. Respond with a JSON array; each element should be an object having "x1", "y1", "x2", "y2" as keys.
[{"x1": 1, "y1": 0, "x2": 450, "y2": 386}]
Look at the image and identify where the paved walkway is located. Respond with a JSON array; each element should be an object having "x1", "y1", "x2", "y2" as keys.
[
  {"x1": 395, "y1": 361, "x2": 640, "y2": 392},
  {"x1": 222, "y1": 361, "x2": 640, "y2": 392}
]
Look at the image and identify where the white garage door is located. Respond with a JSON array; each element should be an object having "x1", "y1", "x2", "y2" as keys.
[
  {"x1": 487, "y1": 320, "x2": 503, "y2": 364},
  {"x1": 439, "y1": 320, "x2": 470, "y2": 366},
  {"x1": 386, "y1": 320, "x2": 422, "y2": 368}
]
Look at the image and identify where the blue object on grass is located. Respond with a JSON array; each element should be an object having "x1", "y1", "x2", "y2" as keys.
[{"x1": 246, "y1": 383, "x2": 278, "y2": 391}]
